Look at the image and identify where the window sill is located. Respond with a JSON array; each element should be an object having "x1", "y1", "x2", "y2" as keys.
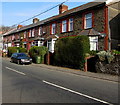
[
  {"x1": 84, "y1": 27, "x2": 92, "y2": 30},
  {"x1": 61, "y1": 31, "x2": 73, "y2": 34}
]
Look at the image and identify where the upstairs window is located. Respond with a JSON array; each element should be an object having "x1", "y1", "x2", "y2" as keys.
[
  {"x1": 84, "y1": 13, "x2": 92, "y2": 29},
  {"x1": 38, "y1": 27, "x2": 42, "y2": 36},
  {"x1": 17, "y1": 34, "x2": 20, "y2": 39},
  {"x1": 69, "y1": 18, "x2": 73, "y2": 31},
  {"x1": 62, "y1": 20, "x2": 67, "y2": 32},
  {"x1": 29, "y1": 30, "x2": 32, "y2": 37},
  {"x1": 51, "y1": 23, "x2": 56, "y2": 34},
  {"x1": 31, "y1": 29, "x2": 35, "y2": 37},
  {"x1": 12, "y1": 35, "x2": 15, "y2": 40},
  {"x1": 24, "y1": 31, "x2": 26, "y2": 38}
]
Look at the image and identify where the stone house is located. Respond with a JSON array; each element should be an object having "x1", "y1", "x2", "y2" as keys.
[{"x1": 2, "y1": 1, "x2": 120, "y2": 55}]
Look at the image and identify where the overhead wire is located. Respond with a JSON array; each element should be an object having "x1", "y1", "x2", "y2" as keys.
[{"x1": 10, "y1": 0, "x2": 69, "y2": 28}]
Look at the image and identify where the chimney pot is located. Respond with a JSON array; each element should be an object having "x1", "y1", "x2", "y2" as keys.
[
  {"x1": 33, "y1": 18, "x2": 39, "y2": 23},
  {"x1": 17, "y1": 25, "x2": 23, "y2": 29},
  {"x1": 59, "y1": 4, "x2": 68, "y2": 14}
]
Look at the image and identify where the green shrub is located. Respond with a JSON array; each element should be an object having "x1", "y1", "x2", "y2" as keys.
[
  {"x1": 96, "y1": 51, "x2": 114, "y2": 63},
  {"x1": 54, "y1": 35, "x2": 90, "y2": 69},
  {"x1": 29, "y1": 46, "x2": 48, "y2": 63},
  {"x1": 89, "y1": 50, "x2": 99, "y2": 56},
  {"x1": 17, "y1": 47, "x2": 27, "y2": 53},
  {"x1": 112, "y1": 50, "x2": 120, "y2": 55},
  {"x1": 8, "y1": 47, "x2": 18, "y2": 57},
  {"x1": 7, "y1": 47, "x2": 27, "y2": 57}
]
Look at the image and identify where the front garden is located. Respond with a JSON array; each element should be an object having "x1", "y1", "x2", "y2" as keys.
[{"x1": 4, "y1": 35, "x2": 120, "y2": 75}]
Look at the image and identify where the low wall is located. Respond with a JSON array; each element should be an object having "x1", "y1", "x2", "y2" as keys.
[{"x1": 95, "y1": 55, "x2": 120, "y2": 75}]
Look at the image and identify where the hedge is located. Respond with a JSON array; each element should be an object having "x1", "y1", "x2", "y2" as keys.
[
  {"x1": 54, "y1": 35, "x2": 90, "y2": 70},
  {"x1": 29, "y1": 46, "x2": 48, "y2": 63},
  {"x1": 8, "y1": 47, "x2": 18, "y2": 57},
  {"x1": 8, "y1": 47, "x2": 27, "y2": 57}
]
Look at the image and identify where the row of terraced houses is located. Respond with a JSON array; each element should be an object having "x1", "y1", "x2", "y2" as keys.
[{"x1": 3, "y1": 1, "x2": 120, "y2": 57}]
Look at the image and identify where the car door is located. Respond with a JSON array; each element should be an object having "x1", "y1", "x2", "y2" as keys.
[
  {"x1": 11, "y1": 54, "x2": 15, "y2": 62},
  {"x1": 14, "y1": 54, "x2": 18, "y2": 63}
]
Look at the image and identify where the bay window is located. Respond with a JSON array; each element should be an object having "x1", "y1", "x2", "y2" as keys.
[
  {"x1": 89, "y1": 36, "x2": 98, "y2": 51},
  {"x1": 47, "y1": 38, "x2": 57, "y2": 53}
]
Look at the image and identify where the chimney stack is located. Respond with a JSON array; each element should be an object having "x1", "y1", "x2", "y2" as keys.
[
  {"x1": 33, "y1": 18, "x2": 39, "y2": 23},
  {"x1": 17, "y1": 25, "x2": 23, "y2": 29},
  {"x1": 59, "y1": 4, "x2": 68, "y2": 14}
]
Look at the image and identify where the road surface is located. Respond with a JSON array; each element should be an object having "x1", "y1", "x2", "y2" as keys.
[{"x1": 2, "y1": 58, "x2": 119, "y2": 104}]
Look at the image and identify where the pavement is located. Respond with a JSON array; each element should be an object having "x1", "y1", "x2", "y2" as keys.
[
  {"x1": 2, "y1": 57, "x2": 119, "y2": 83},
  {"x1": 31, "y1": 63, "x2": 119, "y2": 83}
]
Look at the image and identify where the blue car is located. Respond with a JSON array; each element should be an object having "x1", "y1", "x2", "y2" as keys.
[{"x1": 11, "y1": 53, "x2": 32, "y2": 64}]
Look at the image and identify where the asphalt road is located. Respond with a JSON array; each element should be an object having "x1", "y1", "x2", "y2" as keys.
[{"x1": 2, "y1": 58, "x2": 119, "y2": 104}]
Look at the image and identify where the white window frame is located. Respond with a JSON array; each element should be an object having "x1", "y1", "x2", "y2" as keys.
[
  {"x1": 24, "y1": 31, "x2": 26, "y2": 38},
  {"x1": 68, "y1": 18, "x2": 73, "y2": 31},
  {"x1": 62, "y1": 20, "x2": 67, "y2": 33},
  {"x1": 34, "y1": 41, "x2": 38, "y2": 46},
  {"x1": 47, "y1": 38, "x2": 57, "y2": 53},
  {"x1": 89, "y1": 36, "x2": 98, "y2": 51},
  {"x1": 51, "y1": 23, "x2": 56, "y2": 34},
  {"x1": 12, "y1": 35, "x2": 15, "y2": 41},
  {"x1": 32, "y1": 29, "x2": 35, "y2": 37},
  {"x1": 38, "y1": 27, "x2": 42, "y2": 36},
  {"x1": 29, "y1": 30, "x2": 32, "y2": 37},
  {"x1": 84, "y1": 13, "x2": 92, "y2": 29},
  {"x1": 38, "y1": 41, "x2": 44, "y2": 46}
]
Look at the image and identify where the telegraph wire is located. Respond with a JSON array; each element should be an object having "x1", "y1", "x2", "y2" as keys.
[{"x1": 10, "y1": 0, "x2": 69, "y2": 28}]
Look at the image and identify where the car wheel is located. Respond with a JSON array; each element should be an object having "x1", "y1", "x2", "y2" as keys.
[
  {"x1": 11, "y1": 59, "x2": 13, "y2": 63},
  {"x1": 17, "y1": 60, "x2": 20, "y2": 65}
]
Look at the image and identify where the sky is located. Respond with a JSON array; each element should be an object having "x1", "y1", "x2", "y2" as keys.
[{"x1": 1, "y1": 0, "x2": 95, "y2": 27}]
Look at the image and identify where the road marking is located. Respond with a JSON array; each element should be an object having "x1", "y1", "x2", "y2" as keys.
[
  {"x1": 5, "y1": 67, "x2": 26, "y2": 76},
  {"x1": 43, "y1": 80, "x2": 113, "y2": 105}
]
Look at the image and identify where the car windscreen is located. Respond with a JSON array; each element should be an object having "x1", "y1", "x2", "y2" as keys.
[{"x1": 17, "y1": 54, "x2": 28, "y2": 57}]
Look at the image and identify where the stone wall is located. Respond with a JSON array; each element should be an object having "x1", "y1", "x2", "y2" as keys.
[
  {"x1": 95, "y1": 55, "x2": 120, "y2": 75},
  {"x1": 44, "y1": 6, "x2": 105, "y2": 38}
]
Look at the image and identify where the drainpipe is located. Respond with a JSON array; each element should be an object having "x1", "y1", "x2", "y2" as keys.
[
  {"x1": 104, "y1": 6, "x2": 109, "y2": 51},
  {"x1": 107, "y1": 5, "x2": 111, "y2": 51}
]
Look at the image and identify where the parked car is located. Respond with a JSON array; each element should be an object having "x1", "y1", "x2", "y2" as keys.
[{"x1": 11, "y1": 53, "x2": 32, "y2": 64}]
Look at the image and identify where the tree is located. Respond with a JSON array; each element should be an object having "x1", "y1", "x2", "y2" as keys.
[{"x1": 0, "y1": 25, "x2": 15, "y2": 34}]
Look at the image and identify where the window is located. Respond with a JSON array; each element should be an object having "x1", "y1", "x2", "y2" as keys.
[
  {"x1": 29, "y1": 30, "x2": 32, "y2": 37},
  {"x1": 69, "y1": 18, "x2": 73, "y2": 31},
  {"x1": 84, "y1": 13, "x2": 92, "y2": 29},
  {"x1": 17, "y1": 34, "x2": 20, "y2": 39},
  {"x1": 89, "y1": 36, "x2": 98, "y2": 51},
  {"x1": 38, "y1": 27, "x2": 42, "y2": 36},
  {"x1": 38, "y1": 41, "x2": 43, "y2": 46},
  {"x1": 12, "y1": 35, "x2": 15, "y2": 40},
  {"x1": 34, "y1": 41, "x2": 38, "y2": 46},
  {"x1": 62, "y1": 20, "x2": 67, "y2": 32},
  {"x1": 32, "y1": 29, "x2": 35, "y2": 37},
  {"x1": 47, "y1": 40, "x2": 52, "y2": 52},
  {"x1": 24, "y1": 31, "x2": 26, "y2": 38},
  {"x1": 51, "y1": 23, "x2": 56, "y2": 34},
  {"x1": 47, "y1": 39, "x2": 57, "y2": 53}
]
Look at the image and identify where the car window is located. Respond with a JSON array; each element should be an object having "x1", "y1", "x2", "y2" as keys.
[
  {"x1": 17, "y1": 54, "x2": 28, "y2": 57},
  {"x1": 12, "y1": 54, "x2": 16, "y2": 57}
]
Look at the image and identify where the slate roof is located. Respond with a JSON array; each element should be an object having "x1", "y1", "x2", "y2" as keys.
[
  {"x1": 4, "y1": 2, "x2": 105, "y2": 36},
  {"x1": 78, "y1": 28, "x2": 104, "y2": 36}
]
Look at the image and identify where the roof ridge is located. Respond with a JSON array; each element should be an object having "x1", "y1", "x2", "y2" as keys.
[{"x1": 4, "y1": 2, "x2": 105, "y2": 36}]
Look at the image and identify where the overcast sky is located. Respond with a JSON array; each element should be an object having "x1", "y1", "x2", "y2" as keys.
[{"x1": 1, "y1": 0, "x2": 94, "y2": 27}]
